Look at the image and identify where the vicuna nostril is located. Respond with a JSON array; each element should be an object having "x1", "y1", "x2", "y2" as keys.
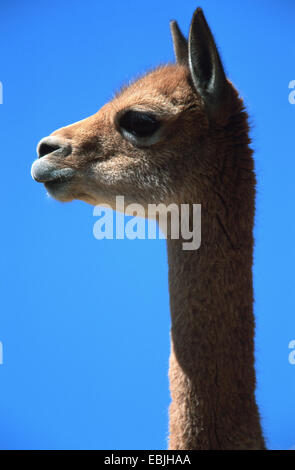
[
  {"x1": 38, "y1": 142, "x2": 61, "y2": 158},
  {"x1": 37, "y1": 137, "x2": 72, "y2": 159}
]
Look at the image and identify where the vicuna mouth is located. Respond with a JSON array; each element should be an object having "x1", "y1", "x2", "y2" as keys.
[
  {"x1": 44, "y1": 175, "x2": 73, "y2": 190},
  {"x1": 31, "y1": 158, "x2": 75, "y2": 184}
]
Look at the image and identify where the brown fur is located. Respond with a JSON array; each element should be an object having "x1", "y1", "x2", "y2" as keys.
[{"x1": 33, "y1": 11, "x2": 265, "y2": 450}]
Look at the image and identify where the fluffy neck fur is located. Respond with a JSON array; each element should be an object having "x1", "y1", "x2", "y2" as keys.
[{"x1": 167, "y1": 107, "x2": 266, "y2": 450}]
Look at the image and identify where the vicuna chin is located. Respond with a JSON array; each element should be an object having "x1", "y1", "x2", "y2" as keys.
[{"x1": 31, "y1": 7, "x2": 266, "y2": 450}]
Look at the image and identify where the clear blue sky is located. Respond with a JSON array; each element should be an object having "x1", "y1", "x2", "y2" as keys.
[{"x1": 0, "y1": 0, "x2": 295, "y2": 450}]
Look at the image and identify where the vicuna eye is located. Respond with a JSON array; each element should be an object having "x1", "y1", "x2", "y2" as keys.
[{"x1": 119, "y1": 110, "x2": 160, "y2": 138}]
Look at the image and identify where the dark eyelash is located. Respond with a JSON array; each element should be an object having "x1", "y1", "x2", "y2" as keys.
[{"x1": 119, "y1": 110, "x2": 160, "y2": 138}]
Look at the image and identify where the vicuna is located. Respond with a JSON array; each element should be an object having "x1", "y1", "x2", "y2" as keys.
[{"x1": 31, "y1": 7, "x2": 265, "y2": 449}]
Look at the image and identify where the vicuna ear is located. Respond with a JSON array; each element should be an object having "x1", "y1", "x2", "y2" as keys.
[
  {"x1": 188, "y1": 8, "x2": 231, "y2": 120},
  {"x1": 170, "y1": 20, "x2": 188, "y2": 65}
]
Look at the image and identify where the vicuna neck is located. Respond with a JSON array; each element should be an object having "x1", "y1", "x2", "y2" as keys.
[{"x1": 167, "y1": 113, "x2": 265, "y2": 450}]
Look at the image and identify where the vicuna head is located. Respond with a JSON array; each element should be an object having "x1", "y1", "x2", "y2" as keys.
[{"x1": 31, "y1": 8, "x2": 245, "y2": 212}]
